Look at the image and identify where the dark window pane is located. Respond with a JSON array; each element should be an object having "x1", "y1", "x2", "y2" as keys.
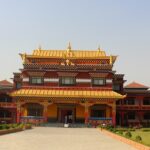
[
  {"x1": 92, "y1": 78, "x2": 105, "y2": 86},
  {"x1": 31, "y1": 77, "x2": 43, "y2": 84},
  {"x1": 143, "y1": 98, "x2": 150, "y2": 105},
  {"x1": 128, "y1": 112, "x2": 135, "y2": 119},
  {"x1": 60, "y1": 77, "x2": 75, "y2": 86},
  {"x1": 144, "y1": 113, "x2": 150, "y2": 119}
]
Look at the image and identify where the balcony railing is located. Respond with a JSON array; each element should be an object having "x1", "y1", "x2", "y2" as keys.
[
  {"x1": 20, "y1": 116, "x2": 45, "y2": 124},
  {"x1": 88, "y1": 117, "x2": 112, "y2": 126},
  {"x1": 0, "y1": 102, "x2": 16, "y2": 108}
]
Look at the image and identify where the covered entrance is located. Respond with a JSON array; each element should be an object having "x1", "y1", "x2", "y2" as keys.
[{"x1": 58, "y1": 104, "x2": 75, "y2": 123}]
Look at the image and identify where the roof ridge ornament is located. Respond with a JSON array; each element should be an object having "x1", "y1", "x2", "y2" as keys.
[
  {"x1": 67, "y1": 42, "x2": 72, "y2": 52},
  {"x1": 98, "y1": 45, "x2": 101, "y2": 52},
  {"x1": 110, "y1": 55, "x2": 113, "y2": 65},
  {"x1": 38, "y1": 45, "x2": 42, "y2": 51}
]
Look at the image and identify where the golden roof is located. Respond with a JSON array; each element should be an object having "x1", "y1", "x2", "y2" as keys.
[
  {"x1": 11, "y1": 89, "x2": 125, "y2": 99},
  {"x1": 20, "y1": 44, "x2": 117, "y2": 64},
  {"x1": 31, "y1": 49, "x2": 107, "y2": 59}
]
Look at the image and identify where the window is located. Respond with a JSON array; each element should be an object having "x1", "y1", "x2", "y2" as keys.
[
  {"x1": 0, "y1": 94, "x2": 12, "y2": 102},
  {"x1": 143, "y1": 98, "x2": 150, "y2": 105},
  {"x1": 16, "y1": 82, "x2": 22, "y2": 89},
  {"x1": 92, "y1": 78, "x2": 105, "y2": 86},
  {"x1": 60, "y1": 77, "x2": 75, "y2": 86},
  {"x1": 113, "y1": 84, "x2": 121, "y2": 91},
  {"x1": 27, "y1": 104, "x2": 43, "y2": 117},
  {"x1": 124, "y1": 98, "x2": 135, "y2": 105},
  {"x1": 30, "y1": 77, "x2": 43, "y2": 84},
  {"x1": 91, "y1": 110, "x2": 105, "y2": 118},
  {"x1": 128, "y1": 112, "x2": 135, "y2": 120},
  {"x1": 144, "y1": 113, "x2": 150, "y2": 120},
  {"x1": 116, "y1": 100, "x2": 121, "y2": 105}
]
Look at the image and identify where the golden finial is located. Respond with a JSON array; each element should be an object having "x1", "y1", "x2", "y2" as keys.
[
  {"x1": 67, "y1": 42, "x2": 71, "y2": 52},
  {"x1": 98, "y1": 45, "x2": 101, "y2": 52},
  {"x1": 38, "y1": 45, "x2": 42, "y2": 51},
  {"x1": 66, "y1": 59, "x2": 70, "y2": 65}
]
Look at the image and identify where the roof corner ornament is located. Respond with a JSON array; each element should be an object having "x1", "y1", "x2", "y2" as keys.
[
  {"x1": 110, "y1": 55, "x2": 113, "y2": 65},
  {"x1": 20, "y1": 53, "x2": 27, "y2": 64}
]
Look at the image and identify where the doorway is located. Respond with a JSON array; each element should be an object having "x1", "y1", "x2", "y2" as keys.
[
  {"x1": 58, "y1": 105, "x2": 75, "y2": 123},
  {"x1": 60, "y1": 109, "x2": 73, "y2": 123}
]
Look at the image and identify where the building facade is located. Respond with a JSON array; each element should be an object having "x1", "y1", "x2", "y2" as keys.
[
  {"x1": 0, "y1": 44, "x2": 149, "y2": 127},
  {"x1": 0, "y1": 80, "x2": 15, "y2": 123},
  {"x1": 117, "y1": 82, "x2": 150, "y2": 127},
  {"x1": 10, "y1": 45, "x2": 125, "y2": 126}
]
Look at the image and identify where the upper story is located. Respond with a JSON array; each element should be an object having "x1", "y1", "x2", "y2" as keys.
[
  {"x1": 0, "y1": 80, "x2": 14, "y2": 107},
  {"x1": 117, "y1": 82, "x2": 150, "y2": 108},
  {"x1": 13, "y1": 44, "x2": 124, "y2": 91}
]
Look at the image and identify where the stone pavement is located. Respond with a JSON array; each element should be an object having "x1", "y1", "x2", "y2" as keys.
[{"x1": 0, "y1": 127, "x2": 136, "y2": 150}]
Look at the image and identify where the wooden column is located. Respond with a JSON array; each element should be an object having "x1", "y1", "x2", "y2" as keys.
[
  {"x1": 112, "y1": 103, "x2": 116, "y2": 127},
  {"x1": 84, "y1": 103, "x2": 89, "y2": 124},
  {"x1": 16, "y1": 103, "x2": 21, "y2": 123},
  {"x1": 43, "y1": 103, "x2": 48, "y2": 123},
  {"x1": 121, "y1": 112, "x2": 124, "y2": 126}
]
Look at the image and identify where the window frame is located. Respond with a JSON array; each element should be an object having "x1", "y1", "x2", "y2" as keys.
[
  {"x1": 59, "y1": 76, "x2": 76, "y2": 86},
  {"x1": 128, "y1": 112, "x2": 136, "y2": 120},
  {"x1": 92, "y1": 77, "x2": 106, "y2": 86},
  {"x1": 30, "y1": 76, "x2": 44, "y2": 85},
  {"x1": 143, "y1": 98, "x2": 150, "y2": 105}
]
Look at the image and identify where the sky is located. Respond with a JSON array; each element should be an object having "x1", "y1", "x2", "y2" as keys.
[{"x1": 0, "y1": 0, "x2": 150, "y2": 86}]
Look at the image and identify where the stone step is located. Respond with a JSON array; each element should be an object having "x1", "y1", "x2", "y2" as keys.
[{"x1": 39, "y1": 123, "x2": 92, "y2": 128}]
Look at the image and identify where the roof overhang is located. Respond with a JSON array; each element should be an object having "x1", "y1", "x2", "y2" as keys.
[{"x1": 11, "y1": 89, "x2": 125, "y2": 99}]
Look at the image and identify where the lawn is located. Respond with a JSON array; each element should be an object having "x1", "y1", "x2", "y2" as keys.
[
  {"x1": 105, "y1": 127, "x2": 150, "y2": 147},
  {"x1": 130, "y1": 129, "x2": 150, "y2": 147}
]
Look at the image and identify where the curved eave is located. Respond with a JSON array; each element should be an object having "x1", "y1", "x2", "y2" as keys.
[
  {"x1": 25, "y1": 55, "x2": 115, "y2": 60},
  {"x1": 11, "y1": 89, "x2": 125, "y2": 99}
]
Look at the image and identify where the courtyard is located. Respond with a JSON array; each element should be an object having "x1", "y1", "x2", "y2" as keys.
[{"x1": 0, "y1": 127, "x2": 136, "y2": 150}]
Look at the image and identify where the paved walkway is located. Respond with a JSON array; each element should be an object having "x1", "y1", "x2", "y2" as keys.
[{"x1": 0, "y1": 127, "x2": 136, "y2": 150}]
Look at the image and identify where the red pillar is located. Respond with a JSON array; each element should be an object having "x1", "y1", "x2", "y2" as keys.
[
  {"x1": 16, "y1": 103, "x2": 21, "y2": 123},
  {"x1": 16, "y1": 110, "x2": 20, "y2": 123},
  {"x1": 43, "y1": 104, "x2": 48, "y2": 123},
  {"x1": 112, "y1": 104, "x2": 116, "y2": 127},
  {"x1": 112, "y1": 112, "x2": 116, "y2": 126},
  {"x1": 84, "y1": 104, "x2": 89, "y2": 124},
  {"x1": 121, "y1": 112, "x2": 124, "y2": 126}
]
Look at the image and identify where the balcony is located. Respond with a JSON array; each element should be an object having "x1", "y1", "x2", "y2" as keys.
[
  {"x1": 0, "y1": 102, "x2": 16, "y2": 108},
  {"x1": 117, "y1": 105, "x2": 140, "y2": 110}
]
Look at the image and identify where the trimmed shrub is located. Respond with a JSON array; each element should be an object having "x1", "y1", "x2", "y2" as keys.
[
  {"x1": 142, "y1": 129, "x2": 150, "y2": 132},
  {"x1": 18, "y1": 124, "x2": 25, "y2": 129},
  {"x1": 25, "y1": 124, "x2": 32, "y2": 129},
  {"x1": 112, "y1": 128, "x2": 117, "y2": 133},
  {"x1": 117, "y1": 130, "x2": 123, "y2": 135},
  {"x1": 125, "y1": 131, "x2": 132, "y2": 138},
  {"x1": 135, "y1": 135, "x2": 142, "y2": 142}
]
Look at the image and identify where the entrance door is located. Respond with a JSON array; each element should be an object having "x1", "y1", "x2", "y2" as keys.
[{"x1": 60, "y1": 109, "x2": 73, "y2": 123}]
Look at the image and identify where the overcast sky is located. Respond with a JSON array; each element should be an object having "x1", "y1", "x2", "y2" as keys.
[{"x1": 0, "y1": 0, "x2": 150, "y2": 86}]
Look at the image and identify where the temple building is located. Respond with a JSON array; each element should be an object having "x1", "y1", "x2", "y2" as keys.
[
  {"x1": 0, "y1": 44, "x2": 149, "y2": 127},
  {"x1": 10, "y1": 44, "x2": 125, "y2": 126}
]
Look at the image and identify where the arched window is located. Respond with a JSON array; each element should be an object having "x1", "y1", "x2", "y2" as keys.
[{"x1": 26, "y1": 103, "x2": 43, "y2": 117}]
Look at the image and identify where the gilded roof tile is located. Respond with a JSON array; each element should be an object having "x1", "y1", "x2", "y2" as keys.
[{"x1": 11, "y1": 89, "x2": 125, "y2": 99}]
